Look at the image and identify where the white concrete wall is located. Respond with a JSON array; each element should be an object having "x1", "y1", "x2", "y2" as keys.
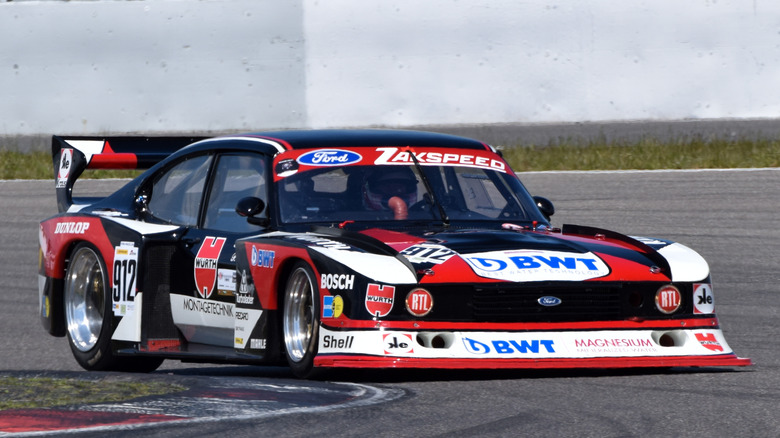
[{"x1": 2, "y1": 0, "x2": 780, "y2": 135}]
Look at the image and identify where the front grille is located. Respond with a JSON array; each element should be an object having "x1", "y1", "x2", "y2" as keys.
[
  {"x1": 405, "y1": 282, "x2": 693, "y2": 323},
  {"x1": 472, "y1": 284, "x2": 623, "y2": 322}
]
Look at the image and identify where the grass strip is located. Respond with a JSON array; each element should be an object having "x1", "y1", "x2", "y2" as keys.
[
  {"x1": 2, "y1": 137, "x2": 779, "y2": 180},
  {"x1": 0, "y1": 375, "x2": 186, "y2": 410}
]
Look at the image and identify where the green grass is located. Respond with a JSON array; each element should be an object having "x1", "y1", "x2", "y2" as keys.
[
  {"x1": 0, "y1": 375, "x2": 186, "y2": 410},
  {"x1": 502, "y1": 137, "x2": 780, "y2": 171},
  {"x1": 2, "y1": 137, "x2": 779, "y2": 179}
]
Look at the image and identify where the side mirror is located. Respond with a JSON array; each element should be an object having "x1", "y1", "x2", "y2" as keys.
[
  {"x1": 236, "y1": 196, "x2": 268, "y2": 226},
  {"x1": 533, "y1": 196, "x2": 555, "y2": 220}
]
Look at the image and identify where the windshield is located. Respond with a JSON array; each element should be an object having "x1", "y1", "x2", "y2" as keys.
[{"x1": 276, "y1": 164, "x2": 546, "y2": 226}]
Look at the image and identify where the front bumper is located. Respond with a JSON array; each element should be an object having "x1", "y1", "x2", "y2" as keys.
[{"x1": 314, "y1": 318, "x2": 752, "y2": 369}]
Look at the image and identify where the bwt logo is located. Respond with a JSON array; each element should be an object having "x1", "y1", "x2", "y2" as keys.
[
  {"x1": 463, "y1": 338, "x2": 556, "y2": 355},
  {"x1": 467, "y1": 255, "x2": 602, "y2": 272}
]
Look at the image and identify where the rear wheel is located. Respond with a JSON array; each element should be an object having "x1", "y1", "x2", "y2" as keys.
[
  {"x1": 64, "y1": 243, "x2": 162, "y2": 372},
  {"x1": 282, "y1": 261, "x2": 320, "y2": 378}
]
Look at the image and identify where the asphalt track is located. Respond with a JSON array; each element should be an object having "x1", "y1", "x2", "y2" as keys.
[{"x1": 1, "y1": 169, "x2": 778, "y2": 437}]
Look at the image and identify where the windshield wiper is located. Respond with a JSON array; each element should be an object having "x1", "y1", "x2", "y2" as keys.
[{"x1": 404, "y1": 146, "x2": 449, "y2": 228}]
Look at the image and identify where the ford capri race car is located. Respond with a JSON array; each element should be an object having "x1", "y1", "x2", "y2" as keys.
[{"x1": 38, "y1": 130, "x2": 751, "y2": 377}]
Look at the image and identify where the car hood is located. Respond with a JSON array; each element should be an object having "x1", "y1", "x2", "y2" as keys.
[{"x1": 355, "y1": 225, "x2": 706, "y2": 283}]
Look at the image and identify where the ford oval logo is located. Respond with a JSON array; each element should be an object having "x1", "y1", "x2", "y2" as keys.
[
  {"x1": 297, "y1": 149, "x2": 362, "y2": 166},
  {"x1": 538, "y1": 296, "x2": 562, "y2": 307}
]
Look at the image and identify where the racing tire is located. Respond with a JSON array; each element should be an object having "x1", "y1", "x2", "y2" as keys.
[
  {"x1": 64, "y1": 243, "x2": 163, "y2": 373},
  {"x1": 282, "y1": 261, "x2": 321, "y2": 378}
]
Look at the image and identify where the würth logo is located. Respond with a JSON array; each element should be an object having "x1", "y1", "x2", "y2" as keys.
[{"x1": 194, "y1": 236, "x2": 226, "y2": 299}]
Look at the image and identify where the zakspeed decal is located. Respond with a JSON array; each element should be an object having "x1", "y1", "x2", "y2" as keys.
[
  {"x1": 693, "y1": 283, "x2": 715, "y2": 314},
  {"x1": 321, "y1": 274, "x2": 355, "y2": 290},
  {"x1": 462, "y1": 249, "x2": 609, "y2": 282},
  {"x1": 463, "y1": 338, "x2": 556, "y2": 355},
  {"x1": 323, "y1": 295, "x2": 344, "y2": 318},
  {"x1": 400, "y1": 244, "x2": 456, "y2": 265},
  {"x1": 297, "y1": 149, "x2": 362, "y2": 166},
  {"x1": 56, "y1": 148, "x2": 73, "y2": 188},
  {"x1": 374, "y1": 147, "x2": 507, "y2": 172},
  {"x1": 365, "y1": 283, "x2": 395, "y2": 317},
  {"x1": 251, "y1": 245, "x2": 275, "y2": 268},
  {"x1": 194, "y1": 236, "x2": 227, "y2": 299},
  {"x1": 112, "y1": 242, "x2": 138, "y2": 316},
  {"x1": 383, "y1": 333, "x2": 414, "y2": 355}
]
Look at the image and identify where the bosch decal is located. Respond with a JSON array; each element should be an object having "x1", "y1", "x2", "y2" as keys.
[
  {"x1": 365, "y1": 283, "x2": 395, "y2": 317},
  {"x1": 463, "y1": 250, "x2": 609, "y2": 282},
  {"x1": 194, "y1": 236, "x2": 227, "y2": 299},
  {"x1": 321, "y1": 274, "x2": 355, "y2": 290},
  {"x1": 693, "y1": 283, "x2": 715, "y2": 314},
  {"x1": 297, "y1": 149, "x2": 362, "y2": 166}
]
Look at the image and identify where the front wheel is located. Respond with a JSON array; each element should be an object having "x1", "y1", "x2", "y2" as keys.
[
  {"x1": 64, "y1": 243, "x2": 162, "y2": 372},
  {"x1": 282, "y1": 261, "x2": 320, "y2": 378}
]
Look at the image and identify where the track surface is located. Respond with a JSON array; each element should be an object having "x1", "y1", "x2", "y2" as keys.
[{"x1": 2, "y1": 169, "x2": 778, "y2": 437}]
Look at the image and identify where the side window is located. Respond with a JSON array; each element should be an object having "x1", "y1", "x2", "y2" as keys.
[
  {"x1": 203, "y1": 153, "x2": 267, "y2": 232},
  {"x1": 147, "y1": 154, "x2": 212, "y2": 226}
]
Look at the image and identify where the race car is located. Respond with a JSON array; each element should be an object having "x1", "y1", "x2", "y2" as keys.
[{"x1": 38, "y1": 129, "x2": 751, "y2": 377}]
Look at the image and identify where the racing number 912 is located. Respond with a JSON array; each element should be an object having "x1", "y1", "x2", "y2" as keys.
[{"x1": 112, "y1": 251, "x2": 137, "y2": 304}]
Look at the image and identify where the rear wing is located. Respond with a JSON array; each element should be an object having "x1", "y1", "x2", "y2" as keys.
[{"x1": 52, "y1": 135, "x2": 206, "y2": 212}]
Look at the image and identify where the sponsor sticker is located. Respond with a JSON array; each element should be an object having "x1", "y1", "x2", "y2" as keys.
[
  {"x1": 297, "y1": 149, "x2": 362, "y2": 166},
  {"x1": 695, "y1": 332, "x2": 724, "y2": 352},
  {"x1": 251, "y1": 246, "x2": 275, "y2": 268},
  {"x1": 217, "y1": 269, "x2": 236, "y2": 296},
  {"x1": 56, "y1": 148, "x2": 73, "y2": 188},
  {"x1": 693, "y1": 283, "x2": 715, "y2": 314},
  {"x1": 463, "y1": 249, "x2": 610, "y2": 282},
  {"x1": 112, "y1": 242, "x2": 138, "y2": 316},
  {"x1": 236, "y1": 270, "x2": 254, "y2": 305},
  {"x1": 322, "y1": 334, "x2": 354, "y2": 350},
  {"x1": 54, "y1": 221, "x2": 90, "y2": 234},
  {"x1": 374, "y1": 147, "x2": 507, "y2": 172},
  {"x1": 194, "y1": 236, "x2": 227, "y2": 299},
  {"x1": 463, "y1": 337, "x2": 556, "y2": 355},
  {"x1": 365, "y1": 284, "x2": 395, "y2": 317},
  {"x1": 405, "y1": 288, "x2": 433, "y2": 317},
  {"x1": 655, "y1": 285, "x2": 682, "y2": 314},
  {"x1": 321, "y1": 273, "x2": 355, "y2": 291},
  {"x1": 322, "y1": 295, "x2": 344, "y2": 318},
  {"x1": 383, "y1": 333, "x2": 414, "y2": 355}
]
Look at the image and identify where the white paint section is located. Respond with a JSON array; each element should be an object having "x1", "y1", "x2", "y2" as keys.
[
  {"x1": 308, "y1": 246, "x2": 417, "y2": 284},
  {"x1": 657, "y1": 242, "x2": 710, "y2": 282},
  {"x1": 3, "y1": 1, "x2": 780, "y2": 134},
  {"x1": 319, "y1": 327, "x2": 736, "y2": 360},
  {"x1": 104, "y1": 217, "x2": 180, "y2": 235},
  {"x1": 112, "y1": 292, "x2": 143, "y2": 343},
  {"x1": 170, "y1": 294, "x2": 235, "y2": 347}
]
